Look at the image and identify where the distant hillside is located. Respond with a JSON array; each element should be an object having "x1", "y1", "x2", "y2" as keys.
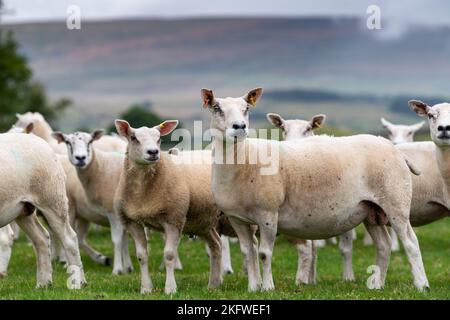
[{"x1": 3, "y1": 17, "x2": 450, "y2": 131}]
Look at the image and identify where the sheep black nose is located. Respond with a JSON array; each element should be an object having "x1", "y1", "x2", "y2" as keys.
[
  {"x1": 232, "y1": 123, "x2": 247, "y2": 130},
  {"x1": 147, "y1": 149, "x2": 159, "y2": 156},
  {"x1": 437, "y1": 125, "x2": 450, "y2": 131},
  {"x1": 75, "y1": 156, "x2": 86, "y2": 161}
]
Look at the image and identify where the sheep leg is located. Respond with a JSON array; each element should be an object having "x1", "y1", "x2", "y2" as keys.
[
  {"x1": 363, "y1": 221, "x2": 391, "y2": 289},
  {"x1": 257, "y1": 215, "x2": 277, "y2": 291},
  {"x1": 391, "y1": 221, "x2": 429, "y2": 291},
  {"x1": 10, "y1": 222, "x2": 20, "y2": 241},
  {"x1": 389, "y1": 228, "x2": 400, "y2": 252},
  {"x1": 126, "y1": 221, "x2": 152, "y2": 294},
  {"x1": 314, "y1": 239, "x2": 326, "y2": 247},
  {"x1": 0, "y1": 225, "x2": 14, "y2": 278},
  {"x1": 121, "y1": 230, "x2": 134, "y2": 273},
  {"x1": 162, "y1": 223, "x2": 181, "y2": 295},
  {"x1": 41, "y1": 207, "x2": 86, "y2": 289},
  {"x1": 75, "y1": 218, "x2": 110, "y2": 266},
  {"x1": 229, "y1": 218, "x2": 261, "y2": 292},
  {"x1": 339, "y1": 230, "x2": 355, "y2": 281},
  {"x1": 363, "y1": 229, "x2": 374, "y2": 246},
  {"x1": 108, "y1": 214, "x2": 125, "y2": 275},
  {"x1": 296, "y1": 239, "x2": 316, "y2": 285},
  {"x1": 15, "y1": 214, "x2": 53, "y2": 288},
  {"x1": 202, "y1": 229, "x2": 223, "y2": 289},
  {"x1": 160, "y1": 233, "x2": 183, "y2": 271},
  {"x1": 221, "y1": 235, "x2": 234, "y2": 275}
]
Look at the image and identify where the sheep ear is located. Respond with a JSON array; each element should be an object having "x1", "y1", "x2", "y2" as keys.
[
  {"x1": 25, "y1": 123, "x2": 34, "y2": 134},
  {"x1": 91, "y1": 129, "x2": 105, "y2": 141},
  {"x1": 311, "y1": 114, "x2": 326, "y2": 129},
  {"x1": 201, "y1": 89, "x2": 215, "y2": 108},
  {"x1": 52, "y1": 132, "x2": 67, "y2": 144},
  {"x1": 409, "y1": 100, "x2": 430, "y2": 118},
  {"x1": 115, "y1": 120, "x2": 132, "y2": 138},
  {"x1": 266, "y1": 113, "x2": 285, "y2": 129},
  {"x1": 380, "y1": 117, "x2": 393, "y2": 129},
  {"x1": 244, "y1": 88, "x2": 263, "y2": 107},
  {"x1": 157, "y1": 120, "x2": 179, "y2": 137},
  {"x1": 411, "y1": 121, "x2": 425, "y2": 132}
]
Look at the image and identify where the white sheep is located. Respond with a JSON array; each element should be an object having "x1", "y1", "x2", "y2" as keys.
[
  {"x1": 362, "y1": 117, "x2": 425, "y2": 251},
  {"x1": 201, "y1": 88, "x2": 429, "y2": 292},
  {"x1": 267, "y1": 112, "x2": 356, "y2": 283},
  {"x1": 114, "y1": 119, "x2": 223, "y2": 294},
  {"x1": 0, "y1": 132, "x2": 85, "y2": 288},
  {"x1": 15, "y1": 112, "x2": 127, "y2": 154},
  {"x1": 400, "y1": 101, "x2": 450, "y2": 226},
  {"x1": 52, "y1": 131, "x2": 133, "y2": 275}
]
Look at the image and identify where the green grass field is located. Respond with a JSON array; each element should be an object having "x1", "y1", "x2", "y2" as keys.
[{"x1": 0, "y1": 221, "x2": 448, "y2": 300}]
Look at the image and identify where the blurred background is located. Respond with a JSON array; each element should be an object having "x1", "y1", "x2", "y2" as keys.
[{"x1": 1, "y1": 0, "x2": 450, "y2": 140}]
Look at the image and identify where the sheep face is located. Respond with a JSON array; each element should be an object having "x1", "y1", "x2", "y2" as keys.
[
  {"x1": 380, "y1": 118, "x2": 424, "y2": 145},
  {"x1": 201, "y1": 88, "x2": 263, "y2": 141},
  {"x1": 410, "y1": 100, "x2": 450, "y2": 146},
  {"x1": 52, "y1": 130, "x2": 104, "y2": 169},
  {"x1": 267, "y1": 113, "x2": 326, "y2": 141},
  {"x1": 115, "y1": 119, "x2": 178, "y2": 165}
]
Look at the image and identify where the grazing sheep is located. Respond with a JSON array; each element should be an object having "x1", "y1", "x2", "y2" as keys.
[
  {"x1": 52, "y1": 130, "x2": 133, "y2": 275},
  {"x1": 15, "y1": 112, "x2": 127, "y2": 154},
  {"x1": 201, "y1": 88, "x2": 429, "y2": 292},
  {"x1": 0, "y1": 133, "x2": 85, "y2": 288},
  {"x1": 114, "y1": 119, "x2": 222, "y2": 294}
]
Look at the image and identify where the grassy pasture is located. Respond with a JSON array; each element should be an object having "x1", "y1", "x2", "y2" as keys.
[{"x1": 0, "y1": 220, "x2": 448, "y2": 300}]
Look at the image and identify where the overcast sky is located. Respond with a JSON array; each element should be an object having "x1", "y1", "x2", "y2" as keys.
[{"x1": 2, "y1": 0, "x2": 450, "y2": 27}]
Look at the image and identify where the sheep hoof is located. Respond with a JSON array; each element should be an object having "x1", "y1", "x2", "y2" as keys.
[
  {"x1": 36, "y1": 280, "x2": 53, "y2": 289},
  {"x1": 0, "y1": 272, "x2": 7, "y2": 278},
  {"x1": 112, "y1": 269, "x2": 123, "y2": 275},
  {"x1": 140, "y1": 287, "x2": 152, "y2": 295},
  {"x1": 165, "y1": 287, "x2": 177, "y2": 295},
  {"x1": 419, "y1": 286, "x2": 431, "y2": 293},
  {"x1": 343, "y1": 275, "x2": 355, "y2": 282}
]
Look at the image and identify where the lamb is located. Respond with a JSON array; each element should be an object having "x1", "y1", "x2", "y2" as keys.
[
  {"x1": 114, "y1": 119, "x2": 222, "y2": 294},
  {"x1": 201, "y1": 87, "x2": 429, "y2": 292},
  {"x1": 362, "y1": 117, "x2": 425, "y2": 251},
  {"x1": 52, "y1": 130, "x2": 133, "y2": 275},
  {"x1": 0, "y1": 132, "x2": 85, "y2": 288},
  {"x1": 15, "y1": 112, "x2": 127, "y2": 154}
]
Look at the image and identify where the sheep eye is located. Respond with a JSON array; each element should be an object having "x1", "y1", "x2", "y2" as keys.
[
  {"x1": 244, "y1": 106, "x2": 250, "y2": 114},
  {"x1": 408, "y1": 131, "x2": 413, "y2": 136},
  {"x1": 130, "y1": 135, "x2": 137, "y2": 142}
]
